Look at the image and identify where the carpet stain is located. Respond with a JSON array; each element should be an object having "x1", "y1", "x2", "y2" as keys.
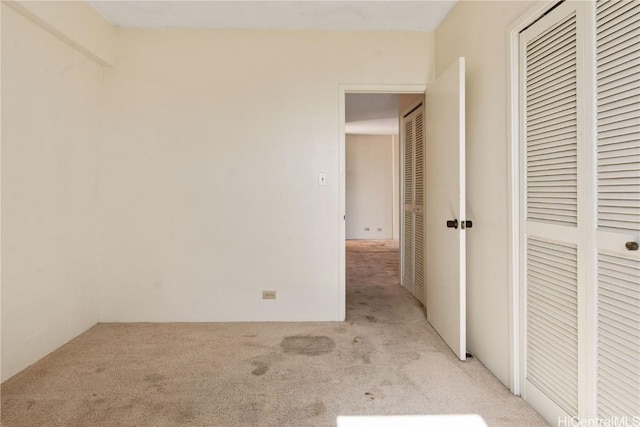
[
  {"x1": 306, "y1": 400, "x2": 327, "y2": 417},
  {"x1": 365, "y1": 315, "x2": 378, "y2": 323},
  {"x1": 176, "y1": 403, "x2": 197, "y2": 424},
  {"x1": 352, "y1": 336, "x2": 363, "y2": 344},
  {"x1": 144, "y1": 374, "x2": 165, "y2": 382},
  {"x1": 280, "y1": 336, "x2": 335, "y2": 356},
  {"x1": 239, "y1": 399, "x2": 266, "y2": 424},
  {"x1": 356, "y1": 352, "x2": 371, "y2": 364},
  {"x1": 364, "y1": 392, "x2": 375, "y2": 401},
  {"x1": 251, "y1": 361, "x2": 269, "y2": 376}
]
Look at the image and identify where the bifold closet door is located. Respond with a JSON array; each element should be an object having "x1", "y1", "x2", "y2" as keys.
[
  {"x1": 520, "y1": 0, "x2": 640, "y2": 422},
  {"x1": 401, "y1": 105, "x2": 425, "y2": 304},
  {"x1": 594, "y1": 0, "x2": 640, "y2": 419},
  {"x1": 520, "y1": 1, "x2": 584, "y2": 420}
]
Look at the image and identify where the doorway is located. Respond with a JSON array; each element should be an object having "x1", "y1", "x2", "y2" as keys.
[
  {"x1": 339, "y1": 85, "x2": 426, "y2": 321},
  {"x1": 340, "y1": 61, "x2": 467, "y2": 361}
]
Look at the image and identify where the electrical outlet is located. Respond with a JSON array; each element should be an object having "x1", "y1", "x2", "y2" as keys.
[{"x1": 262, "y1": 290, "x2": 276, "y2": 300}]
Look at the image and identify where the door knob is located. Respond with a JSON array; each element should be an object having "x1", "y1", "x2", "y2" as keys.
[
  {"x1": 446, "y1": 219, "x2": 458, "y2": 229},
  {"x1": 626, "y1": 241, "x2": 639, "y2": 251}
]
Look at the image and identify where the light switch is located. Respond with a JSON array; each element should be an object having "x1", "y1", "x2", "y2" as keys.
[{"x1": 318, "y1": 172, "x2": 327, "y2": 186}]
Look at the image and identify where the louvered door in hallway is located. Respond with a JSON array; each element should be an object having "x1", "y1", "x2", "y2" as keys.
[{"x1": 401, "y1": 103, "x2": 426, "y2": 304}]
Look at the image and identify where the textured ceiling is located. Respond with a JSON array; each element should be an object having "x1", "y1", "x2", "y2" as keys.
[{"x1": 87, "y1": 1, "x2": 456, "y2": 31}]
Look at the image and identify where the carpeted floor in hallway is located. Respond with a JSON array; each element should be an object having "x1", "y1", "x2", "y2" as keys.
[{"x1": 1, "y1": 239, "x2": 548, "y2": 426}]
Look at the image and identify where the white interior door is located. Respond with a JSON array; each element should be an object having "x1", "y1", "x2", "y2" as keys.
[{"x1": 425, "y1": 57, "x2": 467, "y2": 361}]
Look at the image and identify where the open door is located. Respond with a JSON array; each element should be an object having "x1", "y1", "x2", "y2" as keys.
[{"x1": 425, "y1": 57, "x2": 466, "y2": 360}]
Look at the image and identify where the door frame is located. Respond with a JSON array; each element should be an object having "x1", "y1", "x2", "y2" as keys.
[
  {"x1": 506, "y1": 0, "x2": 557, "y2": 396},
  {"x1": 338, "y1": 84, "x2": 427, "y2": 321}
]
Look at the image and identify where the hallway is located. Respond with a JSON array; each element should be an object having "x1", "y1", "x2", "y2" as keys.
[{"x1": 1, "y1": 240, "x2": 547, "y2": 426}]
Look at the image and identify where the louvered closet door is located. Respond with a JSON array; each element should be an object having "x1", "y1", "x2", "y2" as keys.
[
  {"x1": 595, "y1": 0, "x2": 640, "y2": 419},
  {"x1": 520, "y1": 2, "x2": 584, "y2": 421},
  {"x1": 414, "y1": 110, "x2": 426, "y2": 300},
  {"x1": 401, "y1": 105, "x2": 425, "y2": 304},
  {"x1": 403, "y1": 115, "x2": 415, "y2": 292}
]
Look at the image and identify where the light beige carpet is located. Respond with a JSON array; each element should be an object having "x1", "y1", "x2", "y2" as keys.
[{"x1": 1, "y1": 240, "x2": 548, "y2": 426}]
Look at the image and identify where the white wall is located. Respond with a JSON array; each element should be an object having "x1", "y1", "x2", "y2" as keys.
[
  {"x1": 346, "y1": 134, "x2": 397, "y2": 240},
  {"x1": 1, "y1": 3, "x2": 109, "y2": 381},
  {"x1": 435, "y1": 0, "x2": 536, "y2": 387},
  {"x1": 99, "y1": 30, "x2": 435, "y2": 322}
]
